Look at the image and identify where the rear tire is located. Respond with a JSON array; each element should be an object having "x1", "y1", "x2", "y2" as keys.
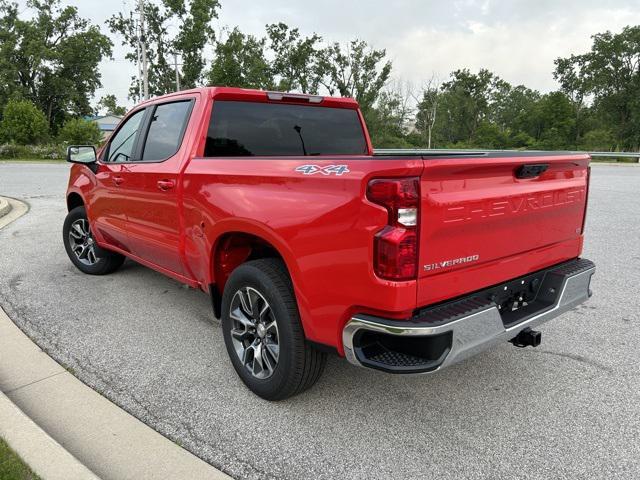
[
  {"x1": 63, "y1": 206, "x2": 125, "y2": 275},
  {"x1": 221, "y1": 258, "x2": 327, "y2": 400}
]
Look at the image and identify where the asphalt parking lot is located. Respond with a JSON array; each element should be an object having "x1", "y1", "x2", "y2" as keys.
[{"x1": 1, "y1": 162, "x2": 639, "y2": 480}]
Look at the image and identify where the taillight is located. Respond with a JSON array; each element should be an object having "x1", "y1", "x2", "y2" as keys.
[
  {"x1": 581, "y1": 166, "x2": 591, "y2": 234},
  {"x1": 367, "y1": 178, "x2": 420, "y2": 281}
]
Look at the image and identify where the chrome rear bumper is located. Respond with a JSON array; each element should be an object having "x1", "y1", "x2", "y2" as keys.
[{"x1": 343, "y1": 258, "x2": 595, "y2": 373}]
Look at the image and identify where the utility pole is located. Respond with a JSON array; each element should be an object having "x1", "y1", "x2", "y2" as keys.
[
  {"x1": 135, "y1": 19, "x2": 143, "y2": 100},
  {"x1": 138, "y1": 0, "x2": 149, "y2": 100},
  {"x1": 174, "y1": 52, "x2": 181, "y2": 92}
]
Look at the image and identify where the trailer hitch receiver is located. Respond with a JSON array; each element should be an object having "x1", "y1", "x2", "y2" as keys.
[{"x1": 510, "y1": 328, "x2": 542, "y2": 348}]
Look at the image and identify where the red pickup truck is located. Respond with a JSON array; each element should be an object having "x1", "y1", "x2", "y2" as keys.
[{"x1": 64, "y1": 87, "x2": 595, "y2": 400}]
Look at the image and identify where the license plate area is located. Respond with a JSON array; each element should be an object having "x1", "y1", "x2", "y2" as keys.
[
  {"x1": 411, "y1": 259, "x2": 593, "y2": 330},
  {"x1": 483, "y1": 270, "x2": 564, "y2": 328}
]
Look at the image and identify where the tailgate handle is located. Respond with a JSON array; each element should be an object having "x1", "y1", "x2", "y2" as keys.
[{"x1": 516, "y1": 164, "x2": 548, "y2": 179}]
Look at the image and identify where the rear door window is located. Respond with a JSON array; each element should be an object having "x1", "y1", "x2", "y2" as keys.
[
  {"x1": 204, "y1": 101, "x2": 367, "y2": 156},
  {"x1": 142, "y1": 101, "x2": 193, "y2": 161}
]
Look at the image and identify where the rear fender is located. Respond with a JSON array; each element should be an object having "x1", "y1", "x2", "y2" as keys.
[{"x1": 207, "y1": 219, "x2": 314, "y2": 338}]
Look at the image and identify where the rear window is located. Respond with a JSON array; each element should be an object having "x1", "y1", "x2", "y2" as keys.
[{"x1": 204, "y1": 100, "x2": 367, "y2": 157}]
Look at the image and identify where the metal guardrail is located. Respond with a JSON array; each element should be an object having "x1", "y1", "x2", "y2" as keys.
[
  {"x1": 588, "y1": 152, "x2": 640, "y2": 161},
  {"x1": 373, "y1": 149, "x2": 640, "y2": 162}
]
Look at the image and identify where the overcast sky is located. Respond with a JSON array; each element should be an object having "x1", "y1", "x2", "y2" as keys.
[{"x1": 16, "y1": 0, "x2": 640, "y2": 108}]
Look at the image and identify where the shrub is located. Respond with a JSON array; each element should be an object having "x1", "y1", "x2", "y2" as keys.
[
  {"x1": 57, "y1": 118, "x2": 102, "y2": 145},
  {"x1": 0, "y1": 143, "x2": 65, "y2": 160},
  {"x1": 472, "y1": 122, "x2": 510, "y2": 149},
  {"x1": 0, "y1": 99, "x2": 49, "y2": 145},
  {"x1": 579, "y1": 129, "x2": 616, "y2": 151},
  {"x1": 508, "y1": 131, "x2": 536, "y2": 149}
]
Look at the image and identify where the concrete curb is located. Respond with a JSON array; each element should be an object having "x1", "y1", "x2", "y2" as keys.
[
  {"x1": 0, "y1": 196, "x2": 11, "y2": 218},
  {"x1": 0, "y1": 200, "x2": 231, "y2": 480},
  {"x1": 0, "y1": 196, "x2": 29, "y2": 230},
  {"x1": 0, "y1": 197, "x2": 95, "y2": 480},
  {"x1": 0, "y1": 307, "x2": 231, "y2": 480},
  {"x1": 0, "y1": 392, "x2": 100, "y2": 480}
]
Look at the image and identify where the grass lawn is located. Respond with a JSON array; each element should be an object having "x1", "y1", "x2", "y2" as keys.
[{"x1": 0, "y1": 437, "x2": 40, "y2": 480}]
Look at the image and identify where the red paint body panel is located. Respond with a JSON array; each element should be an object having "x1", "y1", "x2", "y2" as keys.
[
  {"x1": 417, "y1": 155, "x2": 590, "y2": 306},
  {"x1": 66, "y1": 87, "x2": 590, "y2": 356},
  {"x1": 181, "y1": 156, "x2": 423, "y2": 348}
]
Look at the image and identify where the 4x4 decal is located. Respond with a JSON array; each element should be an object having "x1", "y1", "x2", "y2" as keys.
[{"x1": 295, "y1": 165, "x2": 350, "y2": 176}]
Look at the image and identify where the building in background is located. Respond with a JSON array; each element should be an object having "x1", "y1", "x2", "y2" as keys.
[{"x1": 84, "y1": 114, "x2": 123, "y2": 140}]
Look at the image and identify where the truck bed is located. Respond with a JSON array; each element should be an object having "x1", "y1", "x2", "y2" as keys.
[{"x1": 374, "y1": 148, "x2": 587, "y2": 158}]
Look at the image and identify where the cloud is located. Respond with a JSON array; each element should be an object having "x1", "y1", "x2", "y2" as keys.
[
  {"x1": 388, "y1": 5, "x2": 636, "y2": 91},
  {"x1": 12, "y1": 0, "x2": 640, "y2": 106}
]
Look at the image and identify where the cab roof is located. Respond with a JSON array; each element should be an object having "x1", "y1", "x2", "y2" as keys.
[{"x1": 137, "y1": 87, "x2": 360, "y2": 110}]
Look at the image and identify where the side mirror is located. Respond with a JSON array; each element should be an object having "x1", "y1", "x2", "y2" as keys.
[{"x1": 67, "y1": 145, "x2": 97, "y2": 165}]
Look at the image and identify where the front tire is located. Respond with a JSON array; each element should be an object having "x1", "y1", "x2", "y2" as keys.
[
  {"x1": 63, "y1": 206, "x2": 125, "y2": 275},
  {"x1": 221, "y1": 259, "x2": 327, "y2": 400}
]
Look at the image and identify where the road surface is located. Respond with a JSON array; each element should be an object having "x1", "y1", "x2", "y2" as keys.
[{"x1": 0, "y1": 162, "x2": 638, "y2": 479}]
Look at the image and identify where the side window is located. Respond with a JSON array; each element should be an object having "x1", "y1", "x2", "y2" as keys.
[
  {"x1": 142, "y1": 101, "x2": 192, "y2": 161},
  {"x1": 107, "y1": 109, "x2": 145, "y2": 162}
]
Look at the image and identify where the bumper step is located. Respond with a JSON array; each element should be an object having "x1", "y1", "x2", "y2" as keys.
[{"x1": 343, "y1": 258, "x2": 596, "y2": 374}]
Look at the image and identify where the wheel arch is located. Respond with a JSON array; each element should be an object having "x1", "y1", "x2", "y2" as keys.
[
  {"x1": 207, "y1": 222, "x2": 308, "y2": 334},
  {"x1": 66, "y1": 191, "x2": 85, "y2": 211}
]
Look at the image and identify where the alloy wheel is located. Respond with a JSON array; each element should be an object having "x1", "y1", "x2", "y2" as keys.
[
  {"x1": 229, "y1": 287, "x2": 280, "y2": 379},
  {"x1": 68, "y1": 218, "x2": 100, "y2": 266}
]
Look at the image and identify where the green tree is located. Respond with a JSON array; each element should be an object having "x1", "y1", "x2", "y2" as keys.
[
  {"x1": 319, "y1": 40, "x2": 392, "y2": 114},
  {"x1": 0, "y1": 2, "x2": 19, "y2": 114},
  {"x1": 208, "y1": 28, "x2": 273, "y2": 89},
  {"x1": 473, "y1": 121, "x2": 510, "y2": 149},
  {"x1": 0, "y1": 0, "x2": 112, "y2": 131},
  {"x1": 554, "y1": 56, "x2": 590, "y2": 145},
  {"x1": 427, "y1": 69, "x2": 570, "y2": 150},
  {"x1": 491, "y1": 84, "x2": 540, "y2": 135},
  {"x1": 531, "y1": 91, "x2": 577, "y2": 149},
  {"x1": 57, "y1": 117, "x2": 102, "y2": 145},
  {"x1": 555, "y1": 26, "x2": 640, "y2": 149},
  {"x1": 579, "y1": 128, "x2": 616, "y2": 151},
  {"x1": 415, "y1": 78, "x2": 440, "y2": 148},
  {"x1": 97, "y1": 94, "x2": 126, "y2": 116},
  {"x1": 367, "y1": 88, "x2": 414, "y2": 148},
  {"x1": 168, "y1": 0, "x2": 220, "y2": 89},
  {"x1": 0, "y1": 98, "x2": 49, "y2": 144},
  {"x1": 434, "y1": 69, "x2": 498, "y2": 145},
  {"x1": 266, "y1": 23, "x2": 323, "y2": 94},
  {"x1": 108, "y1": 4, "x2": 174, "y2": 98},
  {"x1": 108, "y1": 0, "x2": 220, "y2": 98}
]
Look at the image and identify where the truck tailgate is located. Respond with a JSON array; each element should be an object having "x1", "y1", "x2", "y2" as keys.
[{"x1": 417, "y1": 153, "x2": 590, "y2": 307}]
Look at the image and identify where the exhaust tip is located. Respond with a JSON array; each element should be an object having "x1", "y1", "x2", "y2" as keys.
[{"x1": 510, "y1": 328, "x2": 542, "y2": 348}]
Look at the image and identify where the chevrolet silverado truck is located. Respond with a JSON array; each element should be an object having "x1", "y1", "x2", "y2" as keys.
[{"x1": 63, "y1": 87, "x2": 595, "y2": 400}]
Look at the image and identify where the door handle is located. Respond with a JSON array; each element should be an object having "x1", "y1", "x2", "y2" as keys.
[
  {"x1": 157, "y1": 179, "x2": 176, "y2": 191},
  {"x1": 113, "y1": 176, "x2": 124, "y2": 186}
]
